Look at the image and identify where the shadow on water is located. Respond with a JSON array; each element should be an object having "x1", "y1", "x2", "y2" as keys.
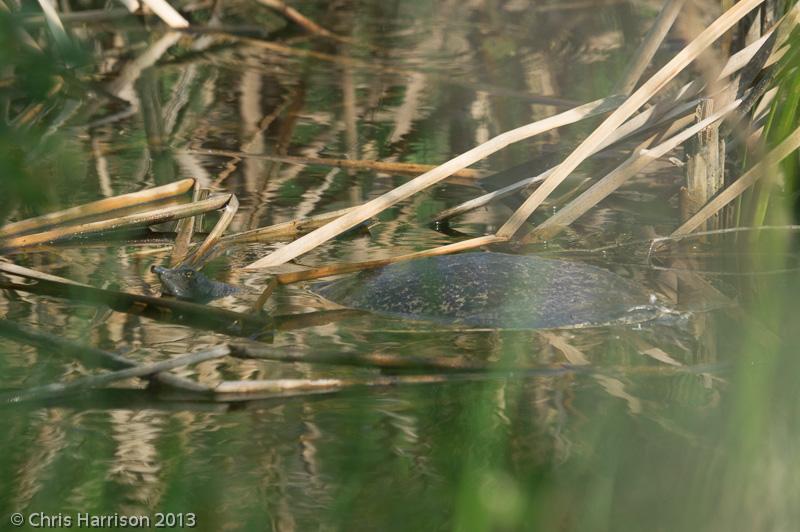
[{"x1": 1, "y1": 1, "x2": 800, "y2": 530}]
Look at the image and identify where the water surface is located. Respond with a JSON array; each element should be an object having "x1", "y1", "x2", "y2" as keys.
[{"x1": 2, "y1": 1, "x2": 799, "y2": 531}]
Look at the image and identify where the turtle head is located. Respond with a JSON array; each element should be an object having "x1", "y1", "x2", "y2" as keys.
[
  {"x1": 152, "y1": 264, "x2": 242, "y2": 302},
  {"x1": 152, "y1": 265, "x2": 202, "y2": 299}
]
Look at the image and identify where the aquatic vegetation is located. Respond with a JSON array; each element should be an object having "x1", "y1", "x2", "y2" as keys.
[{"x1": 0, "y1": 1, "x2": 799, "y2": 530}]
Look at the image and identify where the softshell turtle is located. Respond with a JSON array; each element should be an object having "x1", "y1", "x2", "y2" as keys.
[{"x1": 311, "y1": 253, "x2": 661, "y2": 329}]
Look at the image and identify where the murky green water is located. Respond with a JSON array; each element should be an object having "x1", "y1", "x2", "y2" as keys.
[{"x1": 2, "y1": 1, "x2": 800, "y2": 530}]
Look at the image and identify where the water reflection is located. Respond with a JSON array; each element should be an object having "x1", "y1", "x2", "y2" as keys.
[{"x1": 2, "y1": 0, "x2": 797, "y2": 530}]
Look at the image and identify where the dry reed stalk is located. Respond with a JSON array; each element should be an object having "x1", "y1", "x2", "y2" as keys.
[
  {"x1": 35, "y1": 0, "x2": 69, "y2": 47},
  {"x1": 434, "y1": 171, "x2": 552, "y2": 222},
  {"x1": 141, "y1": 0, "x2": 189, "y2": 28},
  {"x1": 181, "y1": 194, "x2": 239, "y2": 268},
  {"x1": 250, "y1": 277, "x2": 277, "y2": 313},
  {"x1": 213, "y1": 373, "x2": 482, "y2": 397},
  {"x1": 437, "y1": 18, "x2": 787, "y2": 223},
  {"x1": 1, "y1": 277, "x2": 270, "y2": 338},
  {"x1": 192, "y1": 188, "x2": 211, "y2": 230},
  {"x1": 221, "y1": 206, "x2": 356, "y2": 245},
  {"x1": 4, "y1": 345, "x2": 229, "y2": 403},
  {"x1": 170, "y1": 181, "x2": 202, "y2": 266},
  {"x1": 273, "y1": 309, "x2": 364, "y2": 331},
  {"x1": 0, "y1": 178, "x2": 194, "y2": 238},
  {"x1": 762, "y1": 3, "x2": 800, "y2": 69},
  {"x1": 231, "y1": 344, "x2": 498, "y2": 371},
  {"x1": 654, "y1": 225, "x2": 800, "y2": 247},
  {"x1": 1, "y1": 194, "x2": 231, "y2": 250},
  {"x1": 255, "y1": 0, "x2": 354, "y2": 45},
  {"x1": 683, "y1": 100, "x2": 724, "y2": 228},
  {"x1": 0, "y1": 261, "x2": 90, "y2": 287},
  {"x1": 721, "y1": 31, "x2": 773, "y2": 77},
  {"x1": 244, "y1": 95, "x2": 627, "y2": 269},
  {"x1": 0, "y1": 319, "x2": 211, "y2": 393},
  {"x1": 671, "y1": 124, "x2": 800, "y2": 238},
  {"x1": 118, "y1": 0, "x2": 141, "y2": 11},
  {"x1": 496, "y1": 0, "x2": 768, "y2": 239},
  {"x1": 273, "y1": 235, "x2": 503, "y2": 284},
  {"x1": 211, "y1": 362, "x2": 723, "y2": 399},
  {"x1": 245, "y1": 0, "x2": 773, "y2": 269},
  {"x1": 434, "y1": 96, "x2": 703, "y2": 222},
  {"x1": 616, "y1": 0, "x2": 687, "y2": 94},
  {"x1": 524, "y1": 100, "x2": 742, "y2": 243},
  {"x1": 186, "y1": 148, "x2": 485, "y2": 179}
]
